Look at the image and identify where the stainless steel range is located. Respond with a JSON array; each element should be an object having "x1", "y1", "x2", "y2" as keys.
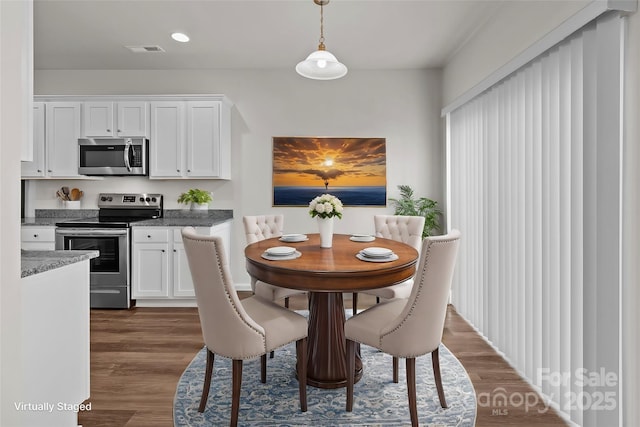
[{"x1": 55, "y1": 193, "x2": 163, "y2": 309}]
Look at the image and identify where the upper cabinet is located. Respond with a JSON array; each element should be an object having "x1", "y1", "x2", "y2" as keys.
[
  {"x1": 82, "y1": 101, "x2": 148, "y2": 138},
  {"x1": 46, "y1": 103, "x2": 82, "y2": 177},
  {"x1": 150, "y1": 98, "x2": 231, "y2": 179},
  {"x1": 25, "y1": 95, "x2": 232, "y2": 180},
  {"x1": 21, "y1": 102, "x2": 45, "y2": 177},
  {"x1": 22, "y1": 102, "x2": 82, "y2": 179}
]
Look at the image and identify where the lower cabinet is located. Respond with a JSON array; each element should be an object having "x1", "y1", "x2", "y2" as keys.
[
  {"x1": 132, "y1": 222, "x2": 231, "y2": 305},
  {"x1": 21, "y1": 226, "x2": 56, "y2": 250}
]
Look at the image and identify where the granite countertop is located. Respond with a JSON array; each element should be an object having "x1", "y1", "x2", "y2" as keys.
[
  {"x1": 133, "y1": 209, "x2": 233, "y2": 227},
  {"x1": 21, "y1": 250, "x2": 99, "y2": 278},
  {"x1": 22, "y1": 209, "x2": 233, "y2": 227}
]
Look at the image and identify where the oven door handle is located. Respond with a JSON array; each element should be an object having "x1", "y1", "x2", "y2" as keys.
[{"x1": 56, "y1": 228, "x2": 129, "y2": 236}]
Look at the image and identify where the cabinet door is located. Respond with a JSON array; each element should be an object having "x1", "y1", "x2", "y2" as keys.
[
  {"x1": 150, "y1": 101, "x2": 185, "y2": 178},
  {"x1": 46, "y1": 102, "x2": 81, "y2": 177},
  {"x1": 172, "y1": 243, "x2": 195, "y2": 297},
  {"x1": 116, "y1": 102, "x2": 148, "y2": 137},
  {"x1": 132, "y1": 243, "x2": 170, "y2": 298},
  {"x1": 82, "y1": 102, "x2": 114, "y2": 137},
  {"x1": 186, "y1": 101, "x2": 221, "y2": 177},
  {"x1": 21, "y1": 102, "x2": 46, "y2": 177}
]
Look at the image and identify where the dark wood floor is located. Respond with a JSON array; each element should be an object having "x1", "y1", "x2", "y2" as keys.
[{"x1": 78, "y1": 293, "x2": 568, "y2": 427}]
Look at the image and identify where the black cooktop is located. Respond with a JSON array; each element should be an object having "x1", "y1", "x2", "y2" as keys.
[{"x1": 56, "y1": 192, "x2": 163, "y2": 228}]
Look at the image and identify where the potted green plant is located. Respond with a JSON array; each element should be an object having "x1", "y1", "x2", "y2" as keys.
[
  {"x1": 177, "y1": 189, "x2": 213, "y2": 210},
  {"x1": 388, "y1": 185, "x2": 442, "y2": 238}
]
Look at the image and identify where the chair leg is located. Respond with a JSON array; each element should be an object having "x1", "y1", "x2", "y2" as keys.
[
  {"x1": 406, "y1": 357, "x2": 418, "y2": 427},
  {"x1": 231, "y1": 359, "x2": 243, "y2": 427},
  {"x1": 376, "y1": 296, "x2": 380, "y2": 304},
  {"x1": 198, "y1": 349, "x2": 215, "y2": 413},
  {"x1": 261, "y1": 354, "x2": 267, "y2": 384},
  {"x1": 352, "y1": 292, "x2": 358, "y2": 316},
  {"x1": 393, "y1": 356, "x2": 399, "y2": 383},
  {"x1": 285, "y1": 297, "x2": 290, "y2": 308},
  {"x1": 432, "y1": 347, "x2": 448, "y2": 408},
  {"x1": 270, "y1": 351, "x2": 274, "y2": 359},
  {"x1": 346, "y1": 339, "x2": 357, "y2": 411},
  {"x1": 296, "y1": 338, "x2": 308, "y2": 412}
]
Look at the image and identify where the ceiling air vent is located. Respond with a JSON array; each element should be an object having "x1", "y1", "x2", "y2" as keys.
[{"x1": 125, "y1": 45, "x2": 165, "y2": 53}]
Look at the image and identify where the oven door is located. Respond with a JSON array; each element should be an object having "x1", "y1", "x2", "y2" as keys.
[{"x1": 55, "y1": 228, "x2": 130, "y2": 308}]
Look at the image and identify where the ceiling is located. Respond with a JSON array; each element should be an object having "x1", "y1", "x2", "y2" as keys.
[{"x1": 34, "y1": 0, "x2": 512, "y2": 71}]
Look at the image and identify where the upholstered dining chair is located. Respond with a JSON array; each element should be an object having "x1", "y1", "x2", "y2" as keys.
[
  {"x1": 352, "y1": 214, "x2": 425, "y2": 315},
  {"x1": 345, "y1": 230, "x2": 461, "y2": 427},
  {"x1": 243, "y1": 215, "x2": 307, "y2": 308},
  {"x1": 181, "y1": 227, "x2": 308, "y2": 426}
]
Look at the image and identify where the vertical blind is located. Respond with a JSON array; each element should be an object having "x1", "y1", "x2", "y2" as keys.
[{"x1": 447, "y1": 12, "x2": 623, "y2": 426}]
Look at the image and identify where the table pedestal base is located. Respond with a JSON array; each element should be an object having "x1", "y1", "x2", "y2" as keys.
[{"x1": 306, "y1": 292, "x2": 362, "y2": 389}]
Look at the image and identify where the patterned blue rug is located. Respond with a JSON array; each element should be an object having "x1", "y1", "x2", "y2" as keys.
[{"x1": 174, "y1": 339, "x2": 476, "y2": 426}]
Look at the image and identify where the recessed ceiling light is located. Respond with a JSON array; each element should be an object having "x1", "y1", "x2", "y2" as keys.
[{"x1": 171, "y1": 32, "x2": 190, "y2": 43}]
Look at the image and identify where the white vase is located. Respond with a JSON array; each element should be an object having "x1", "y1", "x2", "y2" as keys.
[
  {"x1": 192, "y1": 202, "x2": 209, "y2": 210},
  {"x1": 317, "y1": 217, "x2": 334, "y2": 248}
]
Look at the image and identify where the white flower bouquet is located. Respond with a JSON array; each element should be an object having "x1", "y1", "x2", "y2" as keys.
[{"x1": 308, "y1": 194, "x2": 344, "y2": 219}]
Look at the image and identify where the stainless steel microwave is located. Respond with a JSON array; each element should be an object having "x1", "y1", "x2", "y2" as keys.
[{"x1": 78, "y1": 137, "x2": 148, "y2": 176}]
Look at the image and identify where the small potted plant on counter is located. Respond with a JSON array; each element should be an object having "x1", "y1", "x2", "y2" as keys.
[{"x1": 177, "y1": 189, "x2": 213, "y2": 210}]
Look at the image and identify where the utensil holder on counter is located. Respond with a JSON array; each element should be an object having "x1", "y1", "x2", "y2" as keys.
[{"x1": 64, "y1": 200, "x2": 81, "y2": 209}]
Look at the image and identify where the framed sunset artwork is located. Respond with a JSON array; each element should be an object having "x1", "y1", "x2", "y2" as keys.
[{"x1": 272, "y1": 137, "x2": 387, "y2": 206}]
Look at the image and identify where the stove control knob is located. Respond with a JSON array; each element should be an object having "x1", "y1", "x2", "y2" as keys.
[
  {"x1": 151, "y1": 197, "x2": 157, "y2": 203},
  {"x1": 139, "y1": 197, "x2": 144, "y2": 203},
  {"x1": 100, "y1": 196, "x2": 107, "y2": 202},
  {"x1": 145, "y1": 197, "x2": 151, "y2": 202},
  {"x1": 108, "y1": 197, "x2": 113, "y2": 202}
]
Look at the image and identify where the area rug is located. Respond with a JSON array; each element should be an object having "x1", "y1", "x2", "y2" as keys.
[{"x1": 174, "y1": 339, "x2": 476, "y2": 426}]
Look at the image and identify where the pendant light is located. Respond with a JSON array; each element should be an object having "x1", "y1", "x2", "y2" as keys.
[{"x1": 296, "y1": 0, "x2": 347, "y2": 80}]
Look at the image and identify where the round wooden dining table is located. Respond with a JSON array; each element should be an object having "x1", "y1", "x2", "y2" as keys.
[{"x1": 245, "y1": 233, "x2": 419, "y2": 389}]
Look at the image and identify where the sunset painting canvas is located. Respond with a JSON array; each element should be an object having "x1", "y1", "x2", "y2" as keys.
[{"x1": 272, "y1": 137, "x2": 387, "y2": 206}]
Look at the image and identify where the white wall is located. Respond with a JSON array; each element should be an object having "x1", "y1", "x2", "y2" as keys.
[
  {"x1": 32, "y1": 68, "x2": 443, "y2": 288},
  {"x1": 442, "y1": 0, "x2": 589, "y2": 106}
]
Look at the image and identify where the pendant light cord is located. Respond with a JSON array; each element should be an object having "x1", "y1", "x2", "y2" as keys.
[{"x1": 318, "y1": 3, "x2": 325, "y2": 50}]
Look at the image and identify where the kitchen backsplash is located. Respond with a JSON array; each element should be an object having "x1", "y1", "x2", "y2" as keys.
[{"x1": 23, "y1": 177, "x2": 234, "y2": 217}]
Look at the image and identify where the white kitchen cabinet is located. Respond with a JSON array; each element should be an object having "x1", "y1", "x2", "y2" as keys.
[
  {"x1": 21, "y1": 226, "x2": 55, "y2": 250},
  {"x1": 22, "y1": 102, "x2": 82, "y2": 179},
  {"x1": 132, "y1": 222, "x2": 231, "y2": 305},
  {"x1": 150, "y1": 100, "x2": 230, "y2": 179},
  {"x1": 149, "y1": 101, "x2": 185, "y2": 177},
  {"x1": 132, "y1": 229, "x2": 170, "y2": 298},
  {"x1": 21, "y1": 102, "x2": 46, "y2": 177},
  {"x1": 46, "y1": 102, "x2": 82, "y2": 178},
  {"x1": 82, "y1": 101, "x2": 148, "y2": 138}
]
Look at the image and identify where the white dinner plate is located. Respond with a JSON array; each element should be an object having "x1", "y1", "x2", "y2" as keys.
[
  {"x1": 266, "y1": 246, "x2": 296, "y2": 256},
  {"x1": 262, "y1": 250, "x2": 302, "y2": 261},
  {"x1": 356, "y1": 252, "x2": 399, "y2": 263},
  {"x1": 361, "y1": 247, "x2": 394, "y2": 258},
  {"x1": 350, "y1": 235, "x2": 375, "y2": 242},
  {"x1": 279, "y1": 234, "x2": 308, "y2": 242}
]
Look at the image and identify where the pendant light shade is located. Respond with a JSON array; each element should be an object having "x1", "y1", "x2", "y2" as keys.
[{"x1": 296, "y1": 0, "x2": 347, "y2": 80}]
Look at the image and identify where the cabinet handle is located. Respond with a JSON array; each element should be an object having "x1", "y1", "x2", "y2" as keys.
[
  {"x1": 173, "y1": 249, "x2": 177, "y2": 253},
  {"x1": 33, "y1": 234, "x2": 38, "y2": 238},
  {"x1": 48, "y1": 169, "x2": 52, "y2": 173},
  {"x1": 177, "y1": 169, "x2": 180, "y2": 172},
  {"x1": 147, "y1": 235, "x2": 151, "y2": 238},
  {"x1": 117, "y1": 129, "x2": 121, "y2": 132},
  {"x1": 37, "y1": 169, "x2": 41, "y2": 172},
  {"x1": 107, "y1": 129, "x2": 111, "y2": 132},
  {"x1": 161, "y1": 249, "x2": 165, "y2": 253},
  {"x1": 187, "y1": 169, "x2": 191, "y2": 173}
]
